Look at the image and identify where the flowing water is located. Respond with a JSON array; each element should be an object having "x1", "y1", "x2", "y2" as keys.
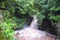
[{"x1": 14, "y1": 15, "x2": 59, "y2": 40}]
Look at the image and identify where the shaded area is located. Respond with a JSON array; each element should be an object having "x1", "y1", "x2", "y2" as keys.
[{"x1": 40, "y1": 18, "x2": 57, "y2": 36}]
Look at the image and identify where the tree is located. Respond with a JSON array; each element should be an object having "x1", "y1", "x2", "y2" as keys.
[{"x1": 0, "y1": 0, "x2": 60, "y2": 40}]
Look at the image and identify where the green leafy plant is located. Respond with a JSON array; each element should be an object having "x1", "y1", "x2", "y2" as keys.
[
  {"x1": 0, "y1": 19, "x2": 16, "y2": 40},
  {"x1": 0, "y1": 0, "x2": 60, "y2": 40}
]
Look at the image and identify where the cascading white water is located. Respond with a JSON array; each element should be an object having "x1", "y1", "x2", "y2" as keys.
[
  {"x1": 14, "y1": 15, "x2": 59, "y2": 40},
  {"x1": 29, "y1": 15, "x2": 38, "y2": 29}
]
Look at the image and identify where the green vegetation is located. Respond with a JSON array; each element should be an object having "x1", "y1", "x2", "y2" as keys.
[{"x1": 0, "y1": 0, "x2": 60, "y2": 40}]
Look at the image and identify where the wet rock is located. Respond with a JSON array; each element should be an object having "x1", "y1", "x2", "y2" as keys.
[{"x1": 14, "y1": 27, "x2": 59, "y2": 40}]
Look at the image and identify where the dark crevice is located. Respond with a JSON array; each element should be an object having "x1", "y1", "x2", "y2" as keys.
[{"x1": 40, "y1": 18, "x2": 57, "y2": 36}]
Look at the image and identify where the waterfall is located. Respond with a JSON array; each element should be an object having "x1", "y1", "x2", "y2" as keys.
[
  {"x1": 29, "y1": 15, "x2": 38, "y2": 29},
  {"x1": 14, "y1": 15, "x2": 59, "y2": 40}
]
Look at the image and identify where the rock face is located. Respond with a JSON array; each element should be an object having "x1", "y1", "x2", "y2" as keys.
[
  {"x1": 56, "y1": 23, "x2": 60, "y2": 32},
  {"x1": 14, "y1": 28, "x2": 59, "y2": 40},
  {"x1": 13, "y1": 15, "x2": 59, "y2": 40}
]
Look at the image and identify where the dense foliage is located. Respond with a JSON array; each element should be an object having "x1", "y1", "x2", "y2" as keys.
[{"x1": 0, "y1": 0, "x2": 60, "y2": 40}]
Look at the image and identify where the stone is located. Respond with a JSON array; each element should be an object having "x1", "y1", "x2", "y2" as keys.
[{"x1": 14, "y1": 27, "x2": 59, "y2": 40}]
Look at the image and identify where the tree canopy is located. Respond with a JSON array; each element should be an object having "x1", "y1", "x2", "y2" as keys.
[{"x1": 0, "y1": 0, "x2": 60, "y2": 40}]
